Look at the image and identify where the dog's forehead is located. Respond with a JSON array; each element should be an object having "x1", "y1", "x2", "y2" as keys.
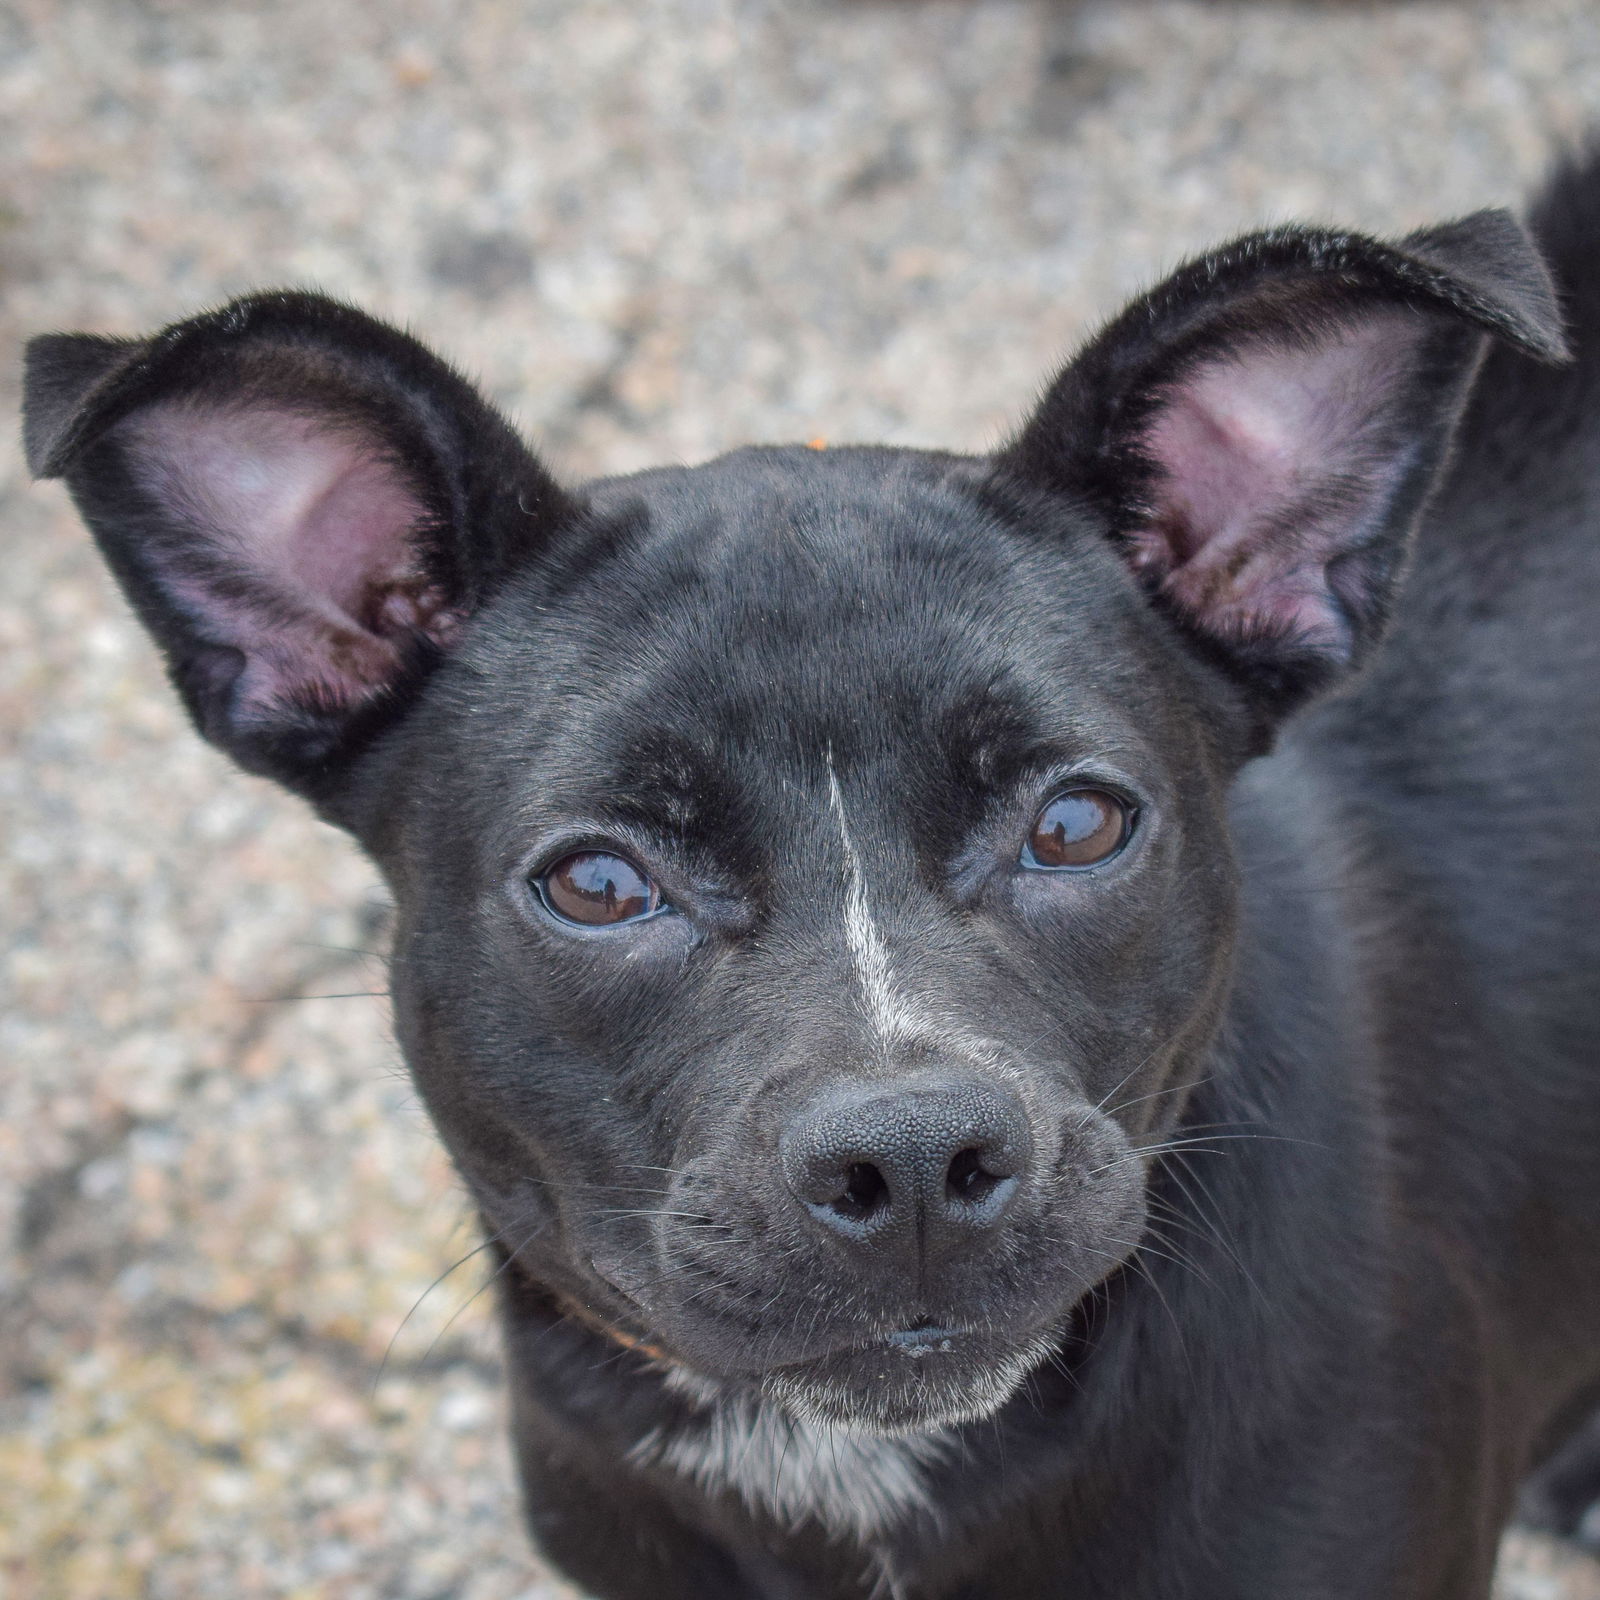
[
  {"x1": 576, "y1": 444, "x2": 1014, "y2": 615},
  {"x1": 544, "y1": 444, "x2": 1137, "y2": 710}
]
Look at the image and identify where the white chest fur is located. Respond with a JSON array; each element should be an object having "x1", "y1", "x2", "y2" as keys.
[{"x1": 629, "y1": 1383, "x2": 951, "y2": 1543}]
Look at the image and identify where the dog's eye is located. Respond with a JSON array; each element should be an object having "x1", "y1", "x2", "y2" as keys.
[
  {"x1": 537, "y1": 851, "x2": 663, "y2": 926},
  {"x1": 1022, "y1": 789, "x2": 1133, "y2": 870}
]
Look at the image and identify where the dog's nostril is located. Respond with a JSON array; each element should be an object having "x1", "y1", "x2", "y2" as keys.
[
  {"x1": 830, "y1": 1161, "x2": 891, "y2": 1223},
  {"x1": 945, "y1": 1146, "x2": 1006, "y2": 1205}
]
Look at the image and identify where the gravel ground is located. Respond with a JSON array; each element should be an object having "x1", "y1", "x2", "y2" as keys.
[{"x1": 4, "y1": 2, "x2": 1600, "y2": 1596}]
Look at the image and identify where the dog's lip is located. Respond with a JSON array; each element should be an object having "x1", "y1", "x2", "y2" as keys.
[
  {"x1": 759, "y1": 1320, "x2": 975, "y2": 1376},
  {"x1": 580, "y1": 1257, "x2": 949, "y2": 1373},
  {"x1": 755, "y1": 1317, "x2": 1065, "y2": 1432},
  {"x1": 882, "y1": 1323, "x2": 963, "y2": 1356}
]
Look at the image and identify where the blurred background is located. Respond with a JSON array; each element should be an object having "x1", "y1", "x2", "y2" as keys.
[{"x1": 3, "y1": 1, "x2": 1600, "y2": 1596}]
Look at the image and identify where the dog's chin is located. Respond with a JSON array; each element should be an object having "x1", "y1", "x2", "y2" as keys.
[{"x1": 756, "y1": 1327, "x2": 1060, "y2": 1436}]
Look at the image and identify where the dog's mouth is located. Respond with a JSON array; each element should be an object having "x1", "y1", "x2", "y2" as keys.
[
  {"x1": 881, "y1": 1321, "x2": 962, "y2": 1356},
  {"x1": 547, "y1": 1257, "x2": 1072, "y2": 1434},
  {"x1": 554, "y1": 1206, "x2": 1135, "y2": 1434},
  {"x1": 756, "y1": 1318, "x2": 1067, "y2": 1433}
]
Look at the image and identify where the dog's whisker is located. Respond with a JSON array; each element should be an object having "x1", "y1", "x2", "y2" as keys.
[
  {"x1": 374, "y1": 1204, "x2": 547, "y2": 1392},
  {"x1": 1099, "y1": 1072, "x2": 1215, "y2": 1123},
  {"x1": 1068, "y1": 1042, "x2": 1171, "y2": 1135},
  {"x1": 416, "y1": 1217, "x2": 554, "y2": 1369},
  {"x1": 249, "y1": 989, "x2": 392, "y2": 1003},
  {"x1": 593, "y1": 1208, "x2": 712, "y2": 1222}
]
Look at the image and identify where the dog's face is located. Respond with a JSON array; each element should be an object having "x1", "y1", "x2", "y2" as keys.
[
  {"x1": 380, "y1": 447, "x2": 1239, "y2": 1428},
  {"x1": 26, "y1": 210, "x2": 1560, "y2": 1431}
]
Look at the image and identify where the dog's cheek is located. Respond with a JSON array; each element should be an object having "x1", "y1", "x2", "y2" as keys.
[
  {"x1": 1004, "y1": 817, "x2": 1238, "y2": 1104},
  {"x1": 383, "y1": 933, "x2": 640, "y2": 1212}
]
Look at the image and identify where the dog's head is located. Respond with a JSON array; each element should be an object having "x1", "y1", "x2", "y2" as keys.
[{"x1": 25, "y1": 211, "x2": 1561, "y2": 1432}]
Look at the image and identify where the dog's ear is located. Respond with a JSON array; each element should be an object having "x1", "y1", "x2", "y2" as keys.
[
  {"x1": 1000, "y1": 209, "x2": 1566, "y2": 728},
  {"x1": 24, "y1": 291, "x2": 575, "y2": 801}
]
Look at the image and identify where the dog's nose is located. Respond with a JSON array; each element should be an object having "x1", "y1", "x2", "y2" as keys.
[{"x1": 780, "y1": 1077, "x2": 1031, "y2": 1258}]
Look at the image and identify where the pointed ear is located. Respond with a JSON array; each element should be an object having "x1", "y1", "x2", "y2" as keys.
[
  {"x1": 24, "y1": 291, "x2": 576, "y2": 801},
  {"x1": 999, "y1": 208, "x2": 1567, "y2": 725}
]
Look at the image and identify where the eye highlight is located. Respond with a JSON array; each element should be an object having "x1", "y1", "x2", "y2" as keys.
[
  {"x1": 1021, "y1": 788, "x2": 1134, "y2": 871},
  {"x1": 536, "y1": 851, "x2": 664, "y2": 926}
]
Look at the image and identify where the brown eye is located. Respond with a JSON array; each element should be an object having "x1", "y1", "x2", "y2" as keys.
[
  {"x1": 1023, "y1": 789, "x2": 1134, "y2": 870},
  {"x1": 537, "y1": 851, "x2": 663, "y2": 926}
]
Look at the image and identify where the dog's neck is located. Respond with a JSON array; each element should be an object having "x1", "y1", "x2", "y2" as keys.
[{"x1": 630, "y1": 1365, "x2": 954, "y2": 1545}]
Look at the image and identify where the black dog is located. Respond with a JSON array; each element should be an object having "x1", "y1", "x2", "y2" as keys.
[{"x1": 23, "y1": 149, "x2": 1600, "y2": 1599}]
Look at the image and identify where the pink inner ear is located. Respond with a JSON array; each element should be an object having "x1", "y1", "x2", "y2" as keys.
[
  {"x1": 120, "y1": 401, "x2": 459, "y2": 718},
  {"x1": 1127, "y1": 311, "x2": 1421, "y2": 650}
]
